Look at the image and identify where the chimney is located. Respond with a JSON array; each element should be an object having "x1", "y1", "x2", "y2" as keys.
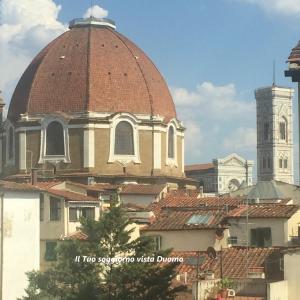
[{"x1": 31, "y1": 168, "x2": 38, "y2": 185}]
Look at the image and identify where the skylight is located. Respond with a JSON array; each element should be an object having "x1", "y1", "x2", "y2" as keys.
[{"x1": 186, "y1": 214, "x2": 211, "y2": 225}]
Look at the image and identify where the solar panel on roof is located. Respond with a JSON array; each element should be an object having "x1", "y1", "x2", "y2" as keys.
[{"x1": 186, "y1": 214, "x2": 211, "y2": 225}]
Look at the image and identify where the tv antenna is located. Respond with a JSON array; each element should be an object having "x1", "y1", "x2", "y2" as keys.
[{"x1": 90, "y1": 0, "x2": 94, "y2": 18}]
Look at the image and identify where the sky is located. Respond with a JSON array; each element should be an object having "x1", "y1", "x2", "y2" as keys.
[{"x1": 1, "y1": 0, "x2": 300, "y2": 181}]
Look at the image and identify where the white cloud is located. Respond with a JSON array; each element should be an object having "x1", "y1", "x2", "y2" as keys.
[
  {"x1": 223, "y1": 127, "x2": 257, "y2": 150},
  {"x1": 171, "y1": 82, "x2": 256, "y2": 164},
  {"x1": 171, "y1": 82, "x2": 255, "y2": 121},
  {"x1": 233, "y1": 0, "x2": 300, "y2": 16},
  {"x1": 83, "y1": 5, "x2": 108, "y2": 19},
  {"x1": 0, "y1": 0, "x2": 67, "y2": 104}
]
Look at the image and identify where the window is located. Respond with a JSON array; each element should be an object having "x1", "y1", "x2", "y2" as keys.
[
  {"x1": 8, "y1": 127, "x2": 14, "y2": 160},
  {"x1": 150, "y1": 235, "x2": 161, "y2": 251},
  {"x1": 267, "y1": 157, "x2": 271, "y2": 169},
  {"x1": 168, "y1": 126, "x2": 175, "y2": 159},
  {"x1": 284, "y1": 159, "x2": 288, "y2": 169},
  {"x1": 263, "y1": 157, "x2": 266, "y2": 169},
  {"x1": 251, "y1": 228, "x2": 272, "y2": 247},
  {"x1": 69, "y1": 207, "x2": 95, "y2": 222},
  {"x1": 46, "y1": 121, "x2": 65, "y2": 155},
  {"x1": 69, "y1": 207, "x2": 77, "y2": 222},
  {"x1": 82, "y1": 207, "x2": 95, "y2": 219},
  {"x1": 279, "y1": 119, "x2": 287, "y2": 141},
  {"x1": 279, "y1": 159, "x2": 283, "y2": 169},
  {"x1": 228, "y1": 236, "x2": 238, "y2": 245},
  {"x1": 114, "y1": 121, "x2": 134, "y2": 155},
  {"x1": 45, "y1": 241, "x2": 57, "y2": 261},
  {"x1": 264, "y1": 122, "x2": 270, "y2": 141},
  {"x1": 40, "y1": 194, "x2": 44, "y2": 222},
  {"x1": 50, "y1": 197, "x2": 61, "y2": 221}
]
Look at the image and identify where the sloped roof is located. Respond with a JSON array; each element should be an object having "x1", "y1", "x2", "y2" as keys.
[
  {"x1": 174, "y1": 247, "x2": 282, "y2": 281},
  {"x1": 227, "y1": 204, "x2": 299, "y2": 218},
  {"x1": 0, "y1": 180, "x2": 41, "y2": 192},
  {"x1": 143, "y1": 207, "x2": 226, "y2": 231},
  {"x1": 47, "y1": 188, "x2": 98, "y2": 202},
  {"x1": 247, "y1": 181, "x2": 283, "y2": 200},
  {"x1": 120, "y1": 184, "x2": 166, "y2": 195},
  {"x1": 185, "y1": 163, "x2": 214, "y2": 172}
]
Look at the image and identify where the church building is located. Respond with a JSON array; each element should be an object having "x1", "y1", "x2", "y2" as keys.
[{"x1": 0, "y1": 17, "x2": 195, "y2": 189}]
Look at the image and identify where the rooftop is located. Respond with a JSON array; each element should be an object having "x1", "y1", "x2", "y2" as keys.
[
  {"x1": 120, "y1": 184, "x2": 166, "y2": 195},
  {"x1": 174, "y1": 247, "x2": 283, "y2": 282},
  {"x1": 185, "y1": 163, "x2": 214, "y2": 172},
  {"x1": 227, "y1": 204, "x2": 299, "y2": 218},
  {"x1": 142, "y1": 207, "x2": 226, "y2": 231}
]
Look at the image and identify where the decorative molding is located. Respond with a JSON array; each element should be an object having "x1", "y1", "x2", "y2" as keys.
[
  {"x1": 38, "y1": 116, "x2": 71, "y2": 164},
  {"x1": 108, "y1": 115, "x2": 141, "y2": 164}
]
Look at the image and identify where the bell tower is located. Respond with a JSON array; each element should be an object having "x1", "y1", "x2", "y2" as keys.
[{"x1": 255, "y1": 85, "x2": 294, "y2": 183}]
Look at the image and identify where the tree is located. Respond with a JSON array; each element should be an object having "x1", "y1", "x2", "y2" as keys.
[{"x1": 21, "y1": 204, "x2": 185, "y2": 300}]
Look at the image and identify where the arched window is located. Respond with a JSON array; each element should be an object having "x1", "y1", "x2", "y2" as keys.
[
  {"x1": 114, "y1": 121, "x2": 134, "y2": 155},
  {"x1": 8, "y1": 127, "x2": 14, "y2": 160},
  {"x1": 46, "y1": 121, "x2": 65, "y2": 155},
  {"x1": 279, "y1": 117, "x2": 287, "y2": 141},
  {"x1": 168, "y1": 126, "x2": 175, "y2": 159}
]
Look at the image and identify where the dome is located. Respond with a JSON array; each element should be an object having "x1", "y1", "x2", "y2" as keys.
[{"x1": 8, "y1": 18, "x2": 176, "y2": 122}]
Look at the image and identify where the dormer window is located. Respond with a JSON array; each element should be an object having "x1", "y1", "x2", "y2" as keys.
[{"x1": 39, "y1": 118, "x2": 70, "y2": 163}]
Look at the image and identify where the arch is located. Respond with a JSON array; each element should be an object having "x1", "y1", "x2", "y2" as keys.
[
  {"x1": 46, "y1": 121, "x2": 65, "y2": 155},
  {"x1": 114, "y1": 121, "x2": 134, "y2": 155}
]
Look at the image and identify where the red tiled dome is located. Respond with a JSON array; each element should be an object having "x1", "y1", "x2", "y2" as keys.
[{"x1": 8, "y1": 19, "x2": 176, "y2": 121}]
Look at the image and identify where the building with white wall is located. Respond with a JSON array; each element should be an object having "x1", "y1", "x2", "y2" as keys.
[
  {"x1": 0, "y1": 181, "x2": 40, "y2": 300},
  {"x1": 185, "y1": 153, "x2": 253, "y2": 194}
]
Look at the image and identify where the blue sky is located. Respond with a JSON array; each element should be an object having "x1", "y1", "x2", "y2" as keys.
[{"x1": 1, "y1": 0, "x2": 300, "y2": 180}]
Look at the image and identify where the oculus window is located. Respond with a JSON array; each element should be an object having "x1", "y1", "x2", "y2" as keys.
[{"x1": 114, "y1": 121, "x2": 134, "y2": 155}]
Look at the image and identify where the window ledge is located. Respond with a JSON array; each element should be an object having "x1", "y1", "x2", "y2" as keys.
[
  {"x1": 166, "y1": 158, "x2": 178, "y2": 167},
  {"x1": 108, "y1": 155, "x2": 141, "y2": 164},
  {"x1": 38, "y1": 155, "x2": 71, "y2": 164}
]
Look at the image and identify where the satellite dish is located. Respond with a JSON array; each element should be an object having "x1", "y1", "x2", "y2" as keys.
[{"x1": 207, "y1": 247, "x2": 217, "y2": 259}]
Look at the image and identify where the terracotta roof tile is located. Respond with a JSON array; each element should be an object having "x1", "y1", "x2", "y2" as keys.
[
  {"x1": 185, "y1": 163, "x2": 215, "y2": 172},
  {"x1": 47, "y1": 188, "x2": 98, "y2": 202},
  {"x1": 143, "y1": 207, "x2": 226, "y2": 231},
  {"x1": 173, "y1": 247, "x2": 282, "y2": 282},
  {"x1": 227, "y1": 204, "x2": 299, "y2": 218},
  {"x1": 120, "y1": 184, "x2": 166, "y2": 195},
  {"x1": 9, "y1": 26, "x2": 176, "y2": 121},
  {"x1": 148, "y1": 194, "x2": 241, "y2": 217},
  {"x1": 67, "y1": 230, "x2": 88, "y2": 240},
  {"x1": 0, "y1": 180, "x2": 41, "y2": 192}
]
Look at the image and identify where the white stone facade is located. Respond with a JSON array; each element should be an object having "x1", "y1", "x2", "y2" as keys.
[
  {"x1": 255, "y1": 86, "x2": 294, "y2": 183},
  {"x1": 185, "y1": 153, "x2": 253, "y2": 194}
]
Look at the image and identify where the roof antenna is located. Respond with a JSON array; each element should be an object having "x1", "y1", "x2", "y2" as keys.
[
  {"x1": 272, "y1": 60, "x2": 276, "y2": 86},
  {"x1": 90, "y1": 0, "x2": 94, "y2": 18}
]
